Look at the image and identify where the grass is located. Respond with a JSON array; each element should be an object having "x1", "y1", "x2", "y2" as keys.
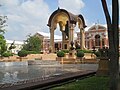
[{"x1": 50, "y1": 76, "x2": 109, "y2": 90}]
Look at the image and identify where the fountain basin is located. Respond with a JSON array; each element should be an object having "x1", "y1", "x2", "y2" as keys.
[{"x1": 0, "y1": 61, "x2": 28, "y2": 67}]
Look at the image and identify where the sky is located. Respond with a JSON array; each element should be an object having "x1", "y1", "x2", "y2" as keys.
[{"x1": 0, "y1": 0, "x2": 119, "y2": 41}]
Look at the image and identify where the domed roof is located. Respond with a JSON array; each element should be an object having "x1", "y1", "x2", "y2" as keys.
[{"x1": 47, "y1": 8, "x2": 86, "y2": 28}]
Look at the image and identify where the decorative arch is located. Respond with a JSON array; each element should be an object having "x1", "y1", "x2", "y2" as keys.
[
  {"x1": 47, "y1": 8, "x2": 86, "y2": 52},
  {"x1": 95, "y1": 34, "x2": 101, "y2": 48}
]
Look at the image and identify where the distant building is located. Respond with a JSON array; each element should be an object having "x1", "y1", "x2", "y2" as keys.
[
  {"x1": 76, "y1": 24, "x2": 120, "y2": 50},
  {"x1": 34, "y1": 32, "x2": 62, "y2": 53},
  {"x1": 6, "y1": 40, "x2": 24, "y2": 54},
  {"x1": 85, "y1": 24, "x2": 108, "y2": 49}
]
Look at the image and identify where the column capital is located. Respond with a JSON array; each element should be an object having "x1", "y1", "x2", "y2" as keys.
[
  {"x1": 80, "y1": 28, "x2": 84, "y2": 30},
  {"x1": 49, "y1": 27, "x2": 56, "y2": 31},
  {"x1": 69, "y1": 24, "x2": 75, "y2": 29}
]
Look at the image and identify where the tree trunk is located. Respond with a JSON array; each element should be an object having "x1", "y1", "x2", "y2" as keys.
[
  {"x1": 110, "y1": 0, "x2": 119, "y2": 90},
  {"x1": 101, "y1": 0, "x2": 119, "y2": 90}
]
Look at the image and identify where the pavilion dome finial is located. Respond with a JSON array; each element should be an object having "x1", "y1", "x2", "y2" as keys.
[{"x1": 58, "y1": 7, "x2": 60, "y2": 10}]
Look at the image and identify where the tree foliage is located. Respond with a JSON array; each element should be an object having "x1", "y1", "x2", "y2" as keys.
[
  {"x1": 0, "y1": 34, "x2": 7, "y2": 57},
  {"x1": 22, "y1": 35, "x2": 41, "y2": 53},
  {"x1": 0, "y1": 16, "x2": 7, "y2": 34},
  {"x1": 0, "y1": 16, "x2": 7, "y2": 57}
]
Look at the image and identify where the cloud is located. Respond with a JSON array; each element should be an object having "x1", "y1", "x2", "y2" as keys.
[
  {"x1": 0, "y1": 0, "x2": 51, "y2": 40},
  {"x1": 0, "y1": 0, "x2": 86, "y2": 41},
  {"x1": 58, "y1": 0, "x2": 85, "y2": 14},
  {"x1": 0, "y1": 0, "x2": 20, "y2": 6}
]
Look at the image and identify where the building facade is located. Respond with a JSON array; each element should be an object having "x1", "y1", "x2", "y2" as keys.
[
  {"x1": 34, "y1": 24, "x2": 120, "y2": 52},
  {"x1": 77, "y1": 24, "x2": 120, "y2": 50}
]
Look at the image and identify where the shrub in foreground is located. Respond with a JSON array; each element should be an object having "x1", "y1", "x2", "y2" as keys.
[
  {"x1": 76, "y1": 51, "x2": 84, "y2": 57},
  {"x1": 94, "y1": 51, "x2": 101, "y2": 57},
  {"x1": 18, "y1": 50, "x2": 28, "y2": 57},
  {"x1": 57, "y1": 51, "x2": 65, "y2": 57},
  {"x1": 61, "y1": 49, "x2": 69, "y2": 53},
  {"x1": 2, "y1": 51, "x2": 13, "y2": 57},
  {"x1": 27, "y1": 51, "x2": 40, "y2": 54}
]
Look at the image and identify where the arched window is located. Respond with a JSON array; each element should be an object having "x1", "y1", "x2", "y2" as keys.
[{"x1": 95, "y1": 34, "x2": 100, "y2": 46}]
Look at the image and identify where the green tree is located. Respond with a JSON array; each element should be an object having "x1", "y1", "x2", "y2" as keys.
[
  {"x1": 0, "y1": 35, "x2": 7, "y2": 57},
  {"x1": 22, "y1": 35, "x2": 41, "y2": 53},
  {"x1": 101, "y1": 0, "x2": 119, "y2": 90},
  {"x1": 0, "y1": 16, "x2": 7, "y2": 34},
  {"x1": 0, "y1": 15, "x2": 7, "y2": 57}
]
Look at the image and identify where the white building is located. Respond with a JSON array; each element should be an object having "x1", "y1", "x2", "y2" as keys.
[{"x1": 6, "y1": 40, "x2": 24, "y2": 54}]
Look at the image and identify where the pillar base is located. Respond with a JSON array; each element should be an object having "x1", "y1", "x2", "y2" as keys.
[{"x1": 97, "y1": 58, "x2": 109, "y2": 76}]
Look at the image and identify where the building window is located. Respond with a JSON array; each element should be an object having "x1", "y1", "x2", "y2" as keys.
[
  {"x1": 55, "y1": 43, "x2": 58, "y2": 49},
  {"x1": 64, "y1": 44, "x2": 67, "y2": 49}
]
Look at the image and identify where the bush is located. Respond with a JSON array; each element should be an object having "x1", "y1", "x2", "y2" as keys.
[
  {"x1": 61, "y1": 49, "x2": 69, "y2": 53},
  {"x1": 57, "y1": 51, "x2": 65, "y2": 57},
  {"x1": 76, "y1": 51, "x2": 84, "y2": 57},
  {"x1": 18, "y1": 50, "x2": 28, "y2": 57},
  {"x1": 27, "y1": 51, "x2": 40, "y2": 54},
  {"x1": 94, "y1": 51, "x2": 101, "y2": 57},
  {"x1": 76, "y1": 49, "x2": 92, "y2": 53},
  {"x1": 2, "y1": 52, "x2": 13, "y2": 57}
]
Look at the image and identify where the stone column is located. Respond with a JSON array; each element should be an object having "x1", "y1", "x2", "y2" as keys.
[
  {"x1": 104, "y1": 38, "x2": 107, "y2": 47},
  {"x1": 93, "y1": 39, "x2": 95, "y2": 47},
  {"x1": 62, "y1": 32, "x2": 66, "y2": 49},
  {"x1": 100, "y1": 39, "x2": 102, "y2": 49},
  {"x1": 106, "y1": 38, "x2": 109, "y2": 46},
  {"x1": 89, "y1": 39, "x2": 92, "y2": 49},
  {"x1": 50, "y1": 28, "x2": 54, "y2": 53},
  {"x1": 69, "y1": 24, "x2": 74, "y2": 45},
  {"x1": 80, "y1": 28, "x2": 85, "y2": 50}
]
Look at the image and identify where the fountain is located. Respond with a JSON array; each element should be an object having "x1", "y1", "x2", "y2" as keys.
[{"x1": 2, "y1": 71, "x2": 19, "y2": 83}]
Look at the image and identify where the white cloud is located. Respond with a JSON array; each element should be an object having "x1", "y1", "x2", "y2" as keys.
[
  {"x1": 0, "y1": 0, "x2": 20, "y2": 6},
  {"x1": 58, "y1": 0, "x2": 85, "y2": 14},
  {"x1": 0, "y1": 0, "x2": 86, "y2": 41},
  {"x1": 0, "y1": 0, "x2": 51, "y2": 40}
]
